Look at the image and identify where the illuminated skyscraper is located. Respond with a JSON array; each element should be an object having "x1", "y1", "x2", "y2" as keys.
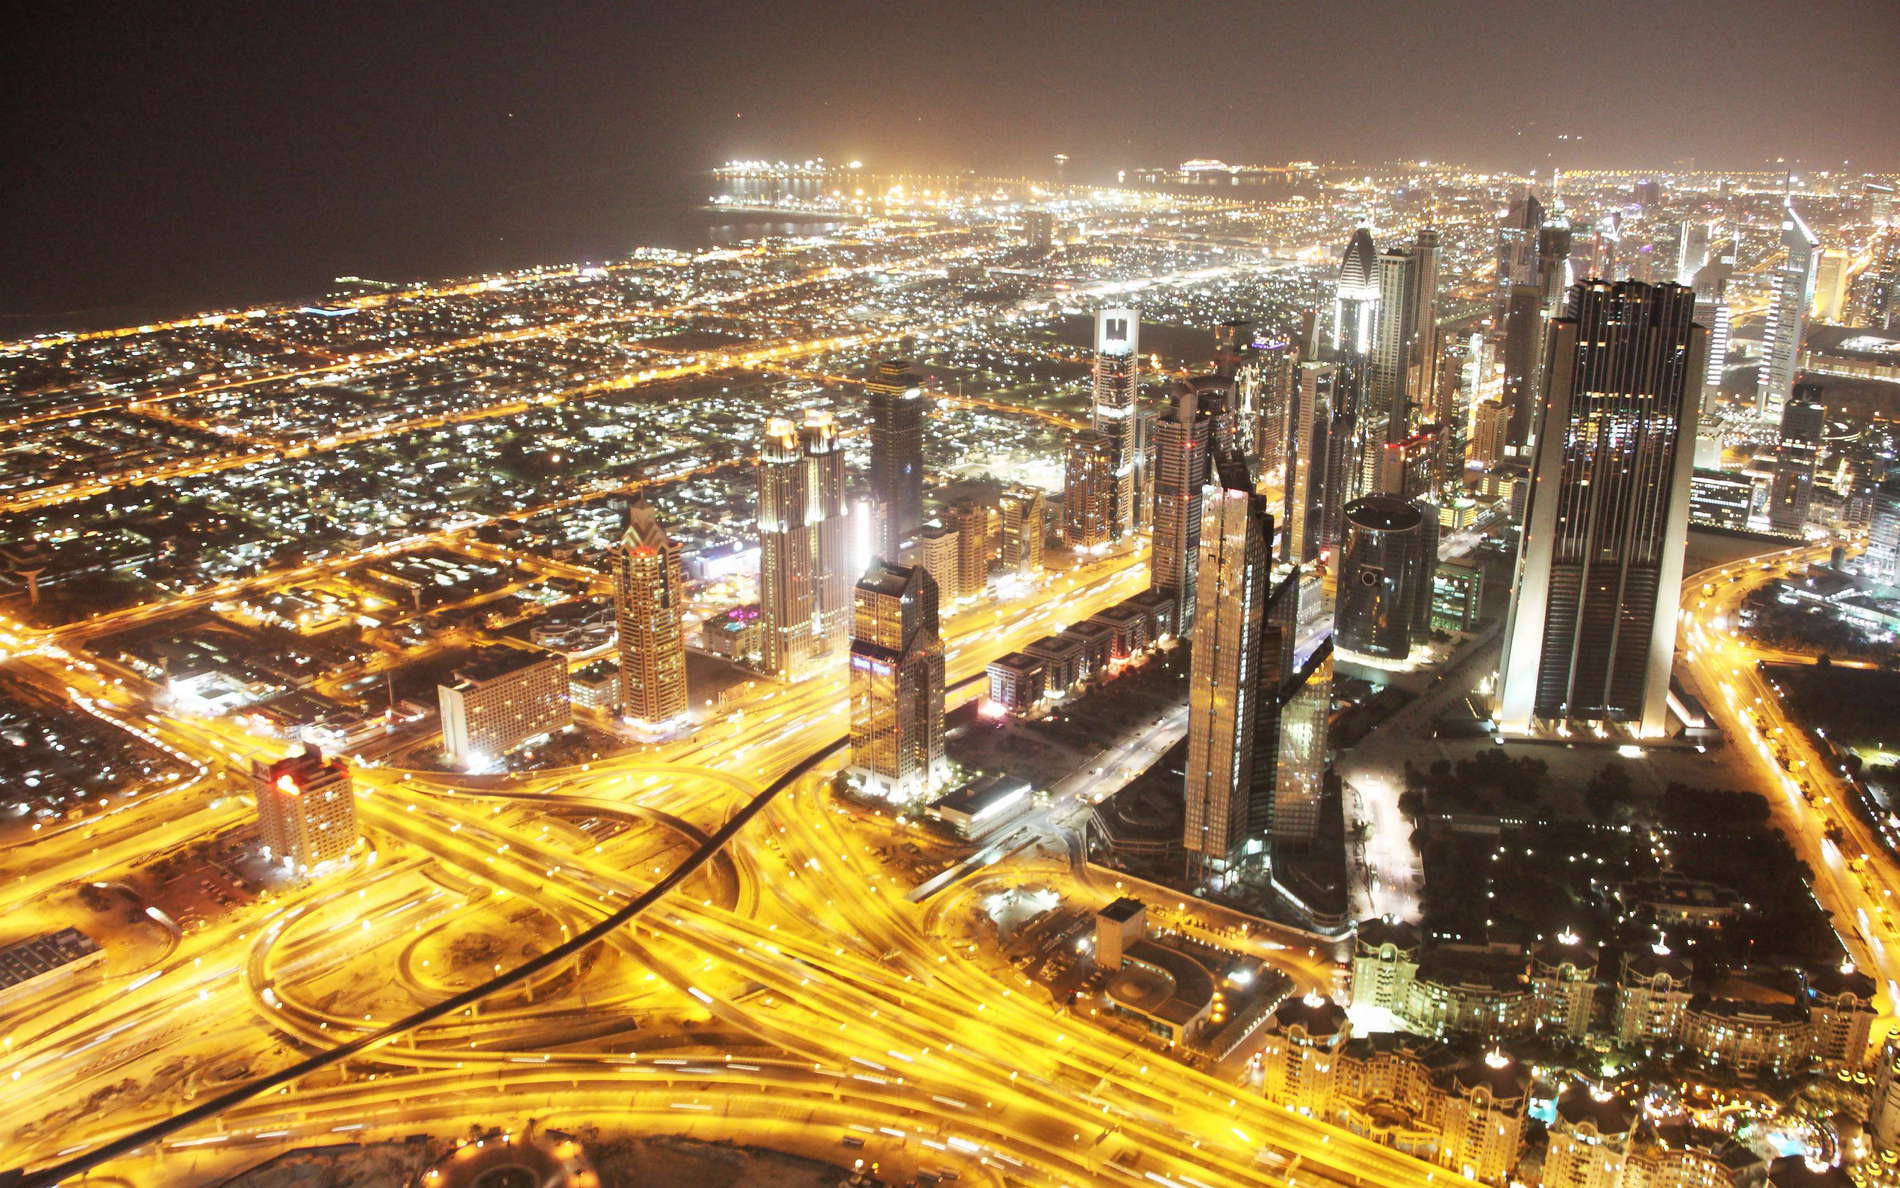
[
  {"x1": 254, "y1": 748, "x2": 356, "y2": 874},
  {"x1": 1334, "y1": 228, "x2": 1380, "y2": 359},
  {"x1": 1499, "y1": 283, "x2": 1547, "y2": 453},
  {"x1": 1149, "y1": 379, "x2": 1214, "y2": 632},
  {"x1": 758, "y1": 411, "x2": 849, "y2": 678},
  {"x1": 948, "y1": 497, "x2": 990, "y2": 600},
  {"x1": 1064, "y1": 427, "x2": 1118, "y2": 550},
  {"x1": 1283, "y1": 361, "x2": 1337, "y2": 565},
  {"x1": 1676, "y1": 221, "x2": 1711, "y2": 286},
  {"x1": 1090, "y1": 307, "x2": 1144, "y2": 539},
  {"x1": 1274, "y1": 649, "x2": 1331, "y2": 847},
  {"x1": 997, "y1": 486, "x2": 1044, "y2": 574},
  {"x1": 1757, "y1": 202, "x2": 1819, "y2": 421},
  {"x1": 1182, "y1": 480, "x2": 1286, "y2": 882},
  {"x1": 866, "y1": 359, "x2": 927, "y2": 559},
  {"x1": 847, "y1": 561, "x2": 946, "y2": 801},
  {"x1": 1369, "y1": 229, "x2": 1439, "y2": 460},
  {"x1": 1494, "y1": 191, "x2": 1545, "y2": 322},
  {"x1": 1768, "y1": 385, "x2": 1825, "y2": 535},
  {"x1": 1866, "y1": 480, "x2": 1900, "y2": 588},
  {"x1": 1252, "y1": 338, "x2": 1298, "y2": 476},
  {"x1": 614, "y1": 499, "x2": 689, "y2": 728},
  {"x1": 1498, "y1": 280, "x2": 1705, "y2": 738}
]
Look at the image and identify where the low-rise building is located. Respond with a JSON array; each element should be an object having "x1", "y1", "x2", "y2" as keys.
[
  {"x1": 984, "y1": 651, "x2": 1045, "y2": 717},
  {"x1": 0, "y1": 928, "x2": 105, "y2": 1013},
  {"x1": 1542, "y1": 1083, "x2": 1638, "y2": 1188}
]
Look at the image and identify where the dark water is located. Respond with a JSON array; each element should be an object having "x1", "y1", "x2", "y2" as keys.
[{"x1": 3, "y1": 171, "x2": 851, "y2": 338}]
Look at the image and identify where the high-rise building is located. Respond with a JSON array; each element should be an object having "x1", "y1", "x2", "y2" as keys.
[
  {"x1": 1335, "y1": 229, "x2": 1381, "y2": 359},
  {"x1": 1274, "y1": 650, "x2": 1331, "y2": 847},
  {"x1": 917, "y1": 523, "x2": 960, "y2": 603},
  {"x1": 847, "y1": 561, "x2": 946, "y2": 802},
  {"x1": 1378, "y1": 427, "x2": 1440, "y2": 501},
  {"x1": 1768, "y1": 386, "x2": 1825, "y2": 535},
  {"x1": 757, "y1": 411, "x2": 849, "y2": 678},
  {"x1": 1497, "y1": 280, "x2": 1705, "y2": 738},
  {"x1": 1252, "y1": 339, "x2": 1298, "y2": 476},
  {"x1": 1369, "y1": 230, "x2": 1439, "y2": 456},
  {"x1": 1023, "y1": 208, "x2": 1055, "y2": 252},
  {"x1": 614, "y1": 500, "x2": 689, "y2": 729},
  {"x1": 997, "y1": 486, "x2": 1044, "y2": 574},
  {"x1": 1321, "y1": 397, "x2": 1360, "y2": 558},
  {"x1": 1495, "y1": 191, "x2": 1545, "y2": 323},
  {"x1": 1284, "y1": 361, "x2": 1337, "y2": 565},
  {"x1": 1333, "y1": 496, "x2": 1431, "y2": 662},
  {"x1": 1468, "y1": 400, "x2": 1509, "y2": 467},
  {"x1": 948, "y1": 498, "x2": 989, "y2": 600},
  {"x1": 1867, "y1": 479, "x2": 1900, "y2": 587},
  {"x1": 1499, "y1": 283, "x2": 1547, "y2": 453},
  {"x1": 439, "y1": 646, "x2": 572, "y2": 768},
  {"x1": 866, "y1": 359, "x2": 927, "y2": 559},
  {"x1": 1149, "y1": 380, "x2": 1214, "y2": 632},
  {"x1": 1757, "y1": 203, "x2": 1819, "y2": 421},
  {"x1": 1090, "y1": 308, "x2": 1144, "y2": 539},
  {"x1": 1064, "y1": 428, "x2": 1119, "y2": 550},
  {"x1": 1813, "y1": 248, "x2": 1852, "y2": 323},
  {"x1": 254, "y1": 748, "x2": 356, "y2": 874},
  {"x1": 1182, "y1": 479, "x2": 1291, "y2": 882},
  {"x1": 1212, "y1": 320, "x2": 1257, "y2": 460},
  {"x1": 1676, "y1": 220, "x2": 1712, "y2": 286}
]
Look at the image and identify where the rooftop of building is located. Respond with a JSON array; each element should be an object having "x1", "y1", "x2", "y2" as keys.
[
  {"x1": 448, "y1": 645, "x2": 560, "y2": 686},
  {"x1": 0, "y1": 928, "x2": 102, "y2": 992},
  {"x1": 1554, "y1": 1082, "x2": 1637, "y2": 1135},
  {"x1": 1268, "y1": 994, "x2": 1348, "y2": 1040},
  {"x1": 1355, "y1": 917, "x2": 1422, "y2": 954},
  {"x1": 986, "y1": 651, "x2": 1044, "y2": 675},
  {"x1": 1099, "y1": 896, "x2": 1146, "y2": 924}
]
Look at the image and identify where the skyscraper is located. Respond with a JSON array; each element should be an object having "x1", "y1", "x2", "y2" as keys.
[
  {"x1": 1866, "y1": 480, "x2": 1900, "y2": 588},
  {"x1": 1274, "y1": 649, "x2": 1331, "y2": 848},
  {"x1": 757, "y1": 411, "x2": 849, "y2": 678},
  {"x1": 1499, "y1": 283, "x2": 1547, "y2": 453},
  {"x1": 1090, "y1": 308, "x2": 1144, "y2": 539},
  {"x1": 1676, "y1": 221, "x2": 1711, "y2": 286},
  {"x1": 1149, "y1": 379, "x2": 1215, "y2": 631},
  {"x1": 1252, "y1": 338, "x2": 1298, "y2": 477},
  {"x1": 948, "y1": 497, "x2": 989, "y2": 599},
  {"x1": 1768, "y1": 386, "x2": 1825, "y2": 535},
  {"x1": 1497, "y1": 280, "x2": 1705, "y2": 738},
  {"x1": 1063, "y1": 427, "x2": 1118, "y2": 551},
  {"x1": 1369, "y1": 230, "x2": 1439, "y2": 462},
  {"x1": 1182, "y1": 479, "x2": 1285, "y2": 882},
  {"x1": 1334, "y1": 229, "x2": 1380, "y2": 420},
  {"x1": 1757, "y1": 203, "x2": 1819, "y2": 421},
  {"x1": 1494, "y1": 191, "x2": 1546, "y2": 323},
  {"x1": 847, "y1": 561, "x2": 946, "y2": 802},
  {"x1": 1283, "y1": 361, "x2": 1336, "y2": 565},
  {"x1": 866, "y1": 359, "x2": 927, "y2": 559},
  {"x1": 1333, "y1": 495, "x2": 1431, "y2": 662},
  {"x1": 997, "y1": 486, "x2": 1044, "y2": 574},
  {"x1": 254, "y1": 748, "x2": 356, "y2": 875},
  {"x1": 614, "y1": 499, "x2": 689, "y2": 729}
]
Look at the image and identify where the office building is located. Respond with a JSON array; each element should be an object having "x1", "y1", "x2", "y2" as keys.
[
  {"x1": 1369, "y1": 229, "x2": 1439, "y2": 456},
  {"x1": 847, "y1": 561, "x2": 946, "y2": 802},
  {"x1": 1284, "y1": 361, "x2": 1337, "y2": 565},
  {"x1": 614, "y1": 500, "x2": 689, "y2": 729},
  {"x1": 1182, "y1": 478, "x2": 1292, "y2": 882},
  {"x1": 1334, "y1": 495, "x2": 1431, "y2": 662},
  {"x1": 1867, "y1": 479, "x2": 1900, "y2": 587},
  {"x1": 1494, "y1": 191, "x2": 1545, "y2": 323},
  {"x1": 1689, "y1": 468, "x2": 1754, "y2": 531},
  {"x1": 1274, "y1": 650, "x2": 1330, "y2": 847},
  {"x1": 947, "y1": 497, "x2": 990, "y2": 599},
  {"x1": 997, "y1": 486, "x2": 1044, "y2": 574},
  {"x1": 917, "y1": 523, "x2": 960, "y2": 603},
  {"x1": 1468, "y1": 400, "x2": 1507, "y2": 467},
  {"x1": 1252, "y1": 338, "x2": 1298, "y2": 476},
  {"x1": 1090, "y1": 307, "x2": 1144, "y2": 539},
  {"x1": 1498, "y1": 280, "x2": 1705, "y2": 738},
  {"x1": 1814, "y1": 248, "x2": 1851, "y2": 323},
  {"x1": 1431, "y1": 561, "x2": 1484, "y2": 633},
  {"x1": 984, "y1": 651, "x2": 1044, "y2": 717},
  {"x1": 1677, "y1": 220, "x2": 1711, "y2": 286},
  {"x1": 254, "y1": 748, "x2": 356, "y2": 873},
  {"x1": 866, "y1": 358, "x2": 927, "y2": 559},
  {"x1": 1335, "y1": 228, "x2": 1380, "y2": 358},
  {"x1": 1498, "y1": 283, "x2": 1546, "y2": 453},
  {"x1": 439, "y1": 646, "x2": 572, "y2": 768},
  {"x1": 1768, "y1": 386, "x2": 1825, "y2": 534},
  {"x1": 1064, "y1": 427, "x2": 1119, "y2": 550},
  {"x1": 757, "y1": 411, "x2": 849, "y2": 678},
  {"x1": 1378, "y1": 428, "x2": 1440, "y2": 500},
  {"x1": 1149, "y1": 379, "x2": 1214, "y2": 631},
  {"x1": 1023, "y1": 208, "x2": 1055, "y2": 252},
  {"x1": 1757, "y1": 203, "x2": 1819, "y2": 421}
]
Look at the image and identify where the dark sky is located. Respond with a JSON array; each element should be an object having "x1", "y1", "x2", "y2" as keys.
[{"x1": 5, "y1": 0, "x2": 1898, "y2": 330}]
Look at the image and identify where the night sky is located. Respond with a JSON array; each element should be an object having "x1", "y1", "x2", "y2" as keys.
[{"x1": 5, "y1": 0, "x2": 1897, "y2": 330}]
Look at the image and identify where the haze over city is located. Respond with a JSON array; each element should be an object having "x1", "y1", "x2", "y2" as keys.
[{"x1": 4, "y1": 2, "x2": 1900, "y2": 1187}]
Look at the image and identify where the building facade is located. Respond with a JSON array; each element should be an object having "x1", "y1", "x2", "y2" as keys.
[
  {"x1": 867, "y1": 358, "x2": 927, "y2": 559},
  {"x1": 254, "y1": 747, "x2": 356, "y2": 873},
  {"x1": 847, "y1": 562, "x2": 946, "y2": 802},
  {"x1": 439, "y1": 646, "x2": 572, "y2": 768},
  {"x1": 757, "y1": 411, "x2": 850, "y2": 678},
  {"x1": 613, "y1": 501, "x2": 689, "y2": 728}
]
